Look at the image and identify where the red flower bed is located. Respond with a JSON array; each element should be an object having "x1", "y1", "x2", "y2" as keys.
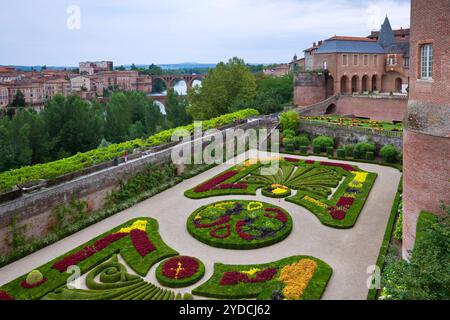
[
  {"x1": 194, "y1": 171, "x2": 238, "y2": 192},
  {"x1": 264, "y1": 208, "x2": 288, "y2": 223},
  {"x1": 162, "y1": 256, "x2": 199, "y2": 280},
  {"x1": 210, "y1": 225, "x2": 231, "y2": 239},
  {"x1": 20, "y1": 277, "x2": 48, "y2": 289},
  {"x1": 304, "y1": 160, "x2": 315, "y2": 164},
  {"x1": 219, "y1": 268, "x2": 277, "y2": 286},
  {"x1": 235, "y1": 220, "x2": 254, "y2": 240},
  {"x1": 0, "y1": 291, "x2": 14, "y2": 300},
  {"x1": 194, "y1": 216, "x2": 231, "y2": 228},
  {"x1": 336, "y1": 197, "x2": 355, "y2": 207},
  {"x1": 94, "y1": 232, "x2": 128, "y2": 251},
  {"x1": 284, "y1": 157, "x2": 300, "y2": 163},
  {"x1": 130, "y1": 229, "x2": 156, "y2": 257},
  {"x1": 328, "y1": 207, "x2": 346, "y2": 220},
  {"x1": 320, "y1": 161, "x2": 355, "y2": 172},
  {"x1": 215, "y1": 183, "x2": 248, "y2": 190},
  {"x1": 52, "y1": 232, "x2": 127, "y2": 272}
]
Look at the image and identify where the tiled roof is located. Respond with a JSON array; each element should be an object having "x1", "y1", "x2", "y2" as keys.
[
  {"x1": 327, "y1": 36, "x2": 375, "y2": 42},
  {"x1": 315, "y1": 39, "x2": 386, "y2": 54}
]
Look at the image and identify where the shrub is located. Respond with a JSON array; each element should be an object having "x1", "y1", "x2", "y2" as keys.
[
  {"x1": 283, "y1": 138, "x2": 295, "y2": 152},
  {"x1": 312, "y1": 136, "x2": 334, "y2": 152},
  {"x1": 183, "y1": 293, "x2": 194, "y2": 300},
  {"x1": 26, "y1": 270, "x2": 44, "y2": 285},
  {"x1": 294, "y1": 135, "x2": 310, "y2": 148},
  {"x1": 354, "y1": 142, "x2": 375, "y2": 159},
  {"x1": 380, "y1": 144, "x2": 399, "y2": 163},
  {"x1": 366, "y1": 152, "x2": 375, "y2": 161},
  {"x1": 279, "y1": 110, "x2": 299, "y2": 133},
  {"x1": 299, "y1": 146, "x2": 308, "y2": 155},
  {"x1": 326, "y1": 147, "x2": 334, "y2": 156},
  {"x1": 313, "y1": 145, "x2": 322, "y2": 154},
  {"x1": 337, "y1": 149, "x2": 346, "y2": 159},
  {"x1": 344, "y1": 144, "x2": 355, "y2": 157},
  {"x1": 282, "y1": 129, "x2": 296, "y2": 139}
]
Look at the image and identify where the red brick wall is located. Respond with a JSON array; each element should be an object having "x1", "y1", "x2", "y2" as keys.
[
  {"x1": 403, "y1": 131, "x2": 450, "y2": 258},
  {"x1": 336, "y1": 95, "x2": 407, "y2": 122},
  {"x1": 294, "y1": 85, "x2": 327, "y2": 107},
  {"x1": 403, "y1": 0, "x2": 450, "y2": 258}
]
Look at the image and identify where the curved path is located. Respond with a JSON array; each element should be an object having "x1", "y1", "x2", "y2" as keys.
[{"x1": 0, "y1": 150, "x2": 401, "y2": 300}]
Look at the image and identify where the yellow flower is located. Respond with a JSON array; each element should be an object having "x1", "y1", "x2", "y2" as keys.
[
  {"x1": 303, "y1": 196, "x2": 327, "y2": 209},
  {"x1": 117, "y1": 219, "x2": 148, "y2": 234},
  {"x1": 247, "y1": 201, "x2": 263, "y2": 211},
  {"x1": 279, "y1": 259, "x2": 318, "y2": 300},
  {"x1": 241, "y1": 268, "x2": 261, "y2": 276}
]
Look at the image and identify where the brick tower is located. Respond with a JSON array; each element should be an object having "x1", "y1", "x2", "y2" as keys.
[{"x1": 403, "y1": 0, "x2": 450, "y2": 258}]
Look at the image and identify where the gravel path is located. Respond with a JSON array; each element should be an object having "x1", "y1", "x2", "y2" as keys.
[{"x1": 0, "y1": 150, "x2": 401, "y2": 300}]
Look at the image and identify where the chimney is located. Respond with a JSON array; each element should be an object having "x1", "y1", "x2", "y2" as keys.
[
  {"x1": 313, "y1": 42, "x2": 316, "y2": 47},
  {"x1": 318, "y1": 41, "x2": 323, "y2": 46}
]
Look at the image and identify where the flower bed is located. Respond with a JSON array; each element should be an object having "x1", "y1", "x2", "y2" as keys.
[
  {"x1": 185, "y1": 158, "x2": 377, "y2": 229},
  {"x1": 156, "y1": 256, "x2": 205, "y2": 288},
  {"x1": 193, "y1": 256, "x2": 332, "y2": 300},
  {"x1": 187, "y1": 200, "x2": 293, "y2": 250},
  {"x1": 0, "y1": 218, "x2": 178, "y2": 300}
]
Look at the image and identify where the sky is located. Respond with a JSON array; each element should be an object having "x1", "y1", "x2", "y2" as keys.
[{"x1": 0, "y1": 0, "x2": 411, "y2": 66}]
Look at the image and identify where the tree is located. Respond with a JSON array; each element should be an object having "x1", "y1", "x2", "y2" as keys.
[
  {"x1": 187, "y1": 57, "x2": 257, "y2": 120},
  {"x1": 165, "y1": 89, "x2": 191, "y2": 127},
  {"x1": 11, "y1": 90, "x2": 26, "y2": 108},
  {"x1": 105, "y1": 93, "x2": 132, "y2": 143},
  {"x1": 279, "y1": 110, "x2": 299, "y2": 132}
]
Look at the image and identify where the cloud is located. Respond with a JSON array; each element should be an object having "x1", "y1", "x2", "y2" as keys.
[{"x1": 0, "y1": 0, "x2": 411, "y2": 65}]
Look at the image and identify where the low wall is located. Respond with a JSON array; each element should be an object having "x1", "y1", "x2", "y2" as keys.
[
  {"x1": 298, "y1": 120, "x2": 403, "y2": 150},
  {"x1": 0, "y1": 120, "x2": 272, "y2": 254},
  {"x1": 335, "y1": 95, "x2": 407, "y2": 122}
]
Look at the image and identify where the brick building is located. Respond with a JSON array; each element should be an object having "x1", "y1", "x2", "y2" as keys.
[
  {"x1": 402, "y1": 0, "x2": 450, "y2": 259},
  {"x1": 79, "y1": 61, "x2": 113, "y2": 75},
  {"x1": 294, "y1": 17, "x2": 410, "y2": 106}
]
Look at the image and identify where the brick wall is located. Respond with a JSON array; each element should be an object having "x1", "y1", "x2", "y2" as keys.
[
  {"x1": 403, "y1": 0, "x2": 450, "y2": 259},
  {"x1": 336, "y1": 95, "x2": 407, "y2": 122},
  {"x1": 294, "y1": 72, "x2": 327, "y2": 106}
]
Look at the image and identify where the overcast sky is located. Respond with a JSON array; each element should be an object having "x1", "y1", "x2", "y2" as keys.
[{"x1": 0, "y1": 0, "x2": 410, "y2": 66}]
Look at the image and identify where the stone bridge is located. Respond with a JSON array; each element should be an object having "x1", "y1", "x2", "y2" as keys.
[
  {"x1": 151, "y1": 74, "x2": 206, "y2": 91},
  {"x1": 296, "y1": 94, "x2": 340, "y2": 116}
]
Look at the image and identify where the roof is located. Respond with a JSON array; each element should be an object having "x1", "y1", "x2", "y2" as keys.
[
  {"x1": 369, "y1": 28, "x2": 410, "y2": 39},
  {"x1": 327, "y1": 36, "x2": 375, "y2": 42},
  {"x1": 315, "y1": 39, "x2": 386, "y2": 54}
]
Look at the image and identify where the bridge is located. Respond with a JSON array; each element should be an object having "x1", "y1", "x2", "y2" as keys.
[{"x1": 151, "y1": 74, "x2": 206, "y2": 91}]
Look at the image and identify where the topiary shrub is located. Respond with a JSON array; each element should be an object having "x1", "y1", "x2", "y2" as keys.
[
  {"x1": 312, "y1": 136, "x2": 334, "y2": 152},
  {"x1": 380, "y1": 144, "x2": 399, "y2": 163},
  {"x1": 294, "y1": 135, "x2": 310, "y2": 148},
  {"x1": 354, "y1": 142, "x2": 375, "y2": 159},
  {"x1": 313, "y1": 145, "x2": 322, "y2": 154},
  {"x1": 283, "y1": 138, "x2": 295, "y2": 152},
  {"x1": 344, "y1": 144, "x2": 355, "y2": 157},
  {"x1": 183, "y1": 293, "x2": 194, "y2": 300},
  {"x1": 327, "y1": 147, "x2": 334, "y2": 156},
  {"x1": 366, "y1": 152, "x2": 375, "y2": 161},
  {"x1": 26, "y1": 270, "x2": 44, "y2": 286},
  {"x1": 337, "y1": 149, "x2": 346, "y2": 159},
  {"x1": 282, "y1": 129, "x2": 296, "y2": 139},
  {"x1": 299, "y1": 146, "x2": 308, "y2": 155}
]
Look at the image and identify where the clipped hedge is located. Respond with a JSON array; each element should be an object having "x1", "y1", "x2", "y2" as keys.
[
  {"x1": 156, "y1": 256, "x2": 205, "y2": 288},
  {"x1": 0, "y1": 109, "x2": 259, "y2": 192}
]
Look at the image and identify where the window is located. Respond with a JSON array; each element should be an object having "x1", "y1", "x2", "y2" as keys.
[
  {"x1": 353, "y1": 55, "x2": 358, "y2": 65},
  {"x1": 404, "y1": 57, "x2": 410, "y2": 68},
  {"x1": 374, "y1": 55, "x2": 378, "y2": 65},
  {"x1": 364, "y1": 55, "x2": 368, "y2": 66},
  {"x1": 323, "y1": 61, "x2": 328, "y2": 70},
  {"x1": 343, "y1": 55, "x2": 348, "y2": 66},
  {"x1": 421, "y1": 44, "x2": 433, "y2": 79},
  {"x1": 388, "y1": 55, "x2": 396, "y2": 66}
]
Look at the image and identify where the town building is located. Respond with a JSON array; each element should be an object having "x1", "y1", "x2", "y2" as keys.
[
  {"x1": 0, "y1": 85, "x2": 9, "y2": 108},
  {"x1": 263, "y1": 64, "x2": 290, "y2": 77},
  {"x1": 402, "y1": 0, "x2": 450, "y2": 259},
  {"x1": 294, "y1": 17, "x2": 410, "y2": 107},
  {"x1": 79, "y1": 61, "x2": 113, "y2": 75}
]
